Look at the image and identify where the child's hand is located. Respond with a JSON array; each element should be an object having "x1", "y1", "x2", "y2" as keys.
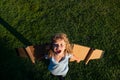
[
  {"x1": 71, "y1": 55, "x2": 81, "y2": 63},
  {"x1": 76, "y1": 58, "x2": 80, "y2": 63},
  {"x1": 44, "y1": 55, "x2": 49, "y2": 59}
]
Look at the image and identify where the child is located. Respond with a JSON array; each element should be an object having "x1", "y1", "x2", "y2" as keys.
[{"x1": 47, "y1": 33, "x2": 80, "y2": 80}]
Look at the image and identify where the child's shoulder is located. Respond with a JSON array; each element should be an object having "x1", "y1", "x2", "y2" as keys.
[{"x1": 66, "y1": 53, "x2": 73, "y2": 58}]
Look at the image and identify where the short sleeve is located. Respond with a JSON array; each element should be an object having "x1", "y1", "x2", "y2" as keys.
[{"x1": 67, "y1": 53, "x2": 73, "y2": 58}]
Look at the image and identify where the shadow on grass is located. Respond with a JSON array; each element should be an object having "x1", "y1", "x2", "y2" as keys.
[
  {"x1": 0, "y1": 17, "x2": 38, "y2": 80},
  {"x1": 0, "y1": 17, "x2": 51, "y2": 80},
  {"x1": 0, "y1": 38, "x2": 35, "y2": 80},
  {"x1": 0, "y1": 17, "x2": 31, "y2": 46},
  {"x1": 0, "y1": 17, "x2": 49, "y2": 64}
]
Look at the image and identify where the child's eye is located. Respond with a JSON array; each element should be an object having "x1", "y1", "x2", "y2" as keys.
[
  {"x1": 60, "y1": 44, "x2": 65, "y2": 47},
  {"x1": 53, "y1": 44, "x2": 58, "y2": 47},
  {"x1": 52, "y1": 43, "x2": 65, "y2": 48},
  {"x1": 61, "y1": 44, "x2": 63, "y2": 46}
]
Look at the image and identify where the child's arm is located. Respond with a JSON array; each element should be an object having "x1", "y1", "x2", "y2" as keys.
[
  {"x1": 70, "y1": 55, "x2": 80, "y2": 63},
  {"x1": 44, "y1": 54, "x2": 52, "y2": 59}
]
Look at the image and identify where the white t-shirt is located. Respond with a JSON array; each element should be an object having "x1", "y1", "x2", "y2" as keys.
[{"x1": 48, "y1": 53, "x2": 72, "y2": 77}]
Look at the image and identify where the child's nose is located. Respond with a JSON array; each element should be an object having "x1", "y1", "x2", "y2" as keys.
[{"x1": 56, "y1": 45, "x2": 61, "y2": 49}]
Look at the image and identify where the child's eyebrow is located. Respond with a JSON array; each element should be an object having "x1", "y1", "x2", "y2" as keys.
[{"x1": 52, "y1": 43, "x2": 58, "y2": 46}]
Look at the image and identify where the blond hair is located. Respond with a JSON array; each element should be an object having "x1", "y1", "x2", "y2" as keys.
[{"x1": 48, "y1": 33, "x2": 73, "y2": 57}]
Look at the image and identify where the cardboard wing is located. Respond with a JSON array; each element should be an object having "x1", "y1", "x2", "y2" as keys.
[
  {"x1": 70, "y1": 44, "x2": 104, "y2": 64},
  {"x1": 16, "y1": 44, "x2": 49, "y2": 63},
  {"x1": 16, "y1": 46, "x2": 35, "y2": 63},
  {"x1": 16, "y1": 44, "x2": 104, "y2": 64}
]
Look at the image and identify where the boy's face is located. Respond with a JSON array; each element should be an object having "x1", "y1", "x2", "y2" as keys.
[{"x1": 52, "y1": 39, "x2": 66, "y2": 54}]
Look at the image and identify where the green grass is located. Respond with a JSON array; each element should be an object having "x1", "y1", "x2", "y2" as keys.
[{"x1": 0, "y1": 0, "x2": 120, "y2": 80}]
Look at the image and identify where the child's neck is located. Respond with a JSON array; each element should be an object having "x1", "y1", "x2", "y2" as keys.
[{"x1": 54, "y1": 52, "x2": 65, "y2": 57}]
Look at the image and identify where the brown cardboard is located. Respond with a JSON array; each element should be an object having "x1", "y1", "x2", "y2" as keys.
[
  {"x1": 25, "y1": 46, "x2": 35, "y2": 63},
  {"x1": 70, "y1": 44, "x2": 90, "y2": 61},
  {"x1": 16, "y1": 44, "x2": 50, "y2": 63},
  {"x1": 85, "y1": 49, "x2": 104, "y2": 64},
  {"x1": 70, "y1": 44, "x2": 104, "y2": 64},
  {"x1": 16, "y1": 48, "x2": 28, "y2": 57},
  {"x1": 16, "y1": 44, "x2": 104, "y2": 64}
]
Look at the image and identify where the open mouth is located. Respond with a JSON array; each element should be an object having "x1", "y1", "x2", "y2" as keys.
[{"x1": 56, "y1": 50, "x2": 61, "y2": 54}]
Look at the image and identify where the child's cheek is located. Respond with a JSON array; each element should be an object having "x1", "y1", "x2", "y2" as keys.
[
  {"x1": 61, "y1": 46, "x2": 66, "y2": 51},
  {"x1": 53, "y1": 47, "x2": 57, "y2": 51}
]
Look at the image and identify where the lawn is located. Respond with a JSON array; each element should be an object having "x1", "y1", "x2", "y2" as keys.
[{"x1": 0, "y1": 0, "x2": 120, "y2": 80}]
